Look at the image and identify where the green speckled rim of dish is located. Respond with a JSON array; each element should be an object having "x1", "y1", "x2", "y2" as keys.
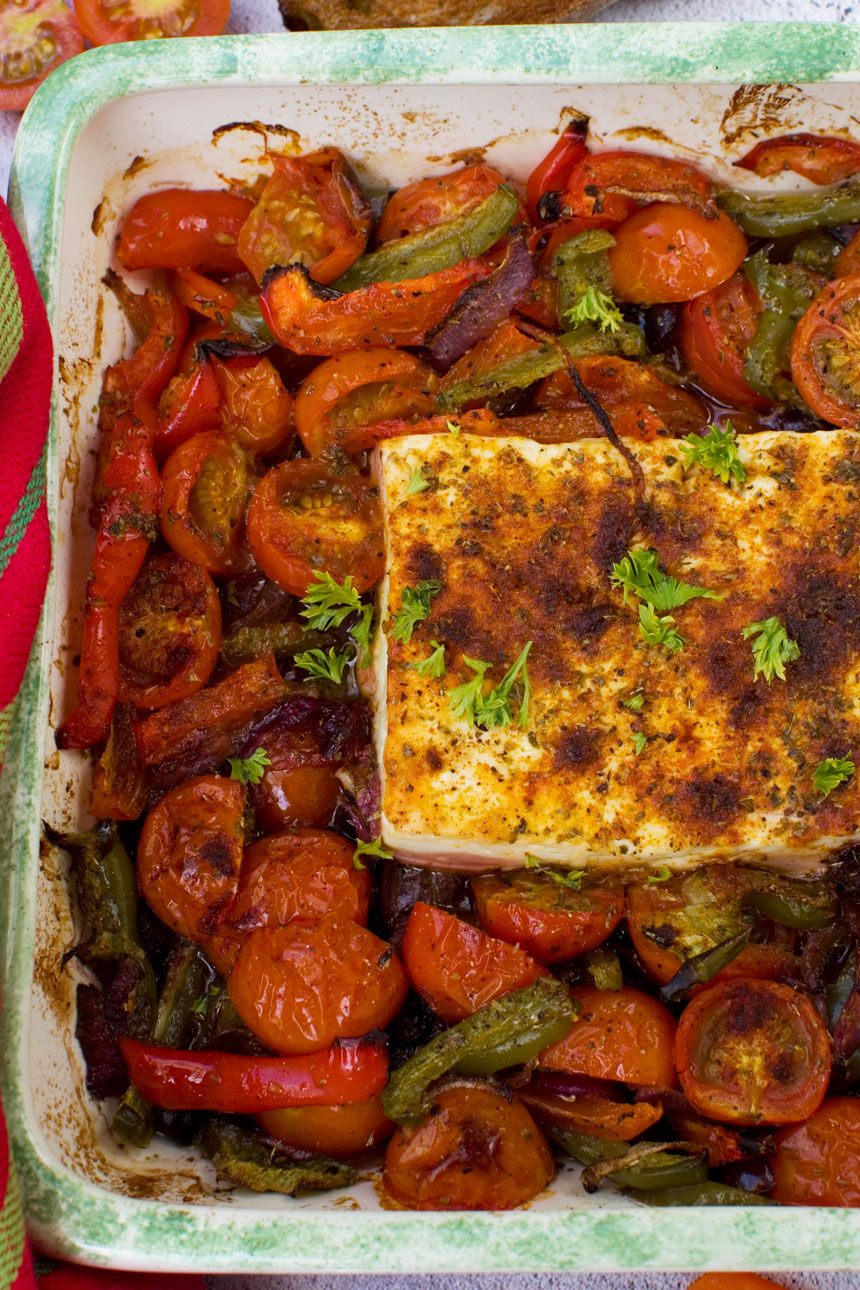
[{"x1": 5, "y1": 22, "x2": 860, "y2": 1272}]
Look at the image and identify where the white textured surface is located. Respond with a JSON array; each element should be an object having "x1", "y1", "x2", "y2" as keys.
[{"x1": 3, "y1": 1, "x2": 860, "y2": 1285}]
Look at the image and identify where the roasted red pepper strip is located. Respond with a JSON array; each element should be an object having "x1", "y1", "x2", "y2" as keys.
[
  {"x1": 100, "y1": 281, "x2": 189, "y2": 431},
  {"x1": 525, "y1": 118, "x2": 588, "y2": 224},
  {"x1": 561, "y1": 151, "x2": 716, "y2": 223},
  {"x1": 57, "y1": 413, "x2": 161, "y2": 750},
  {"x1": 119, "y1": 1036, "x2": 388, "y2": 1112},
  {"x1": 260, "y1": 259, "x2": 492, "y2": 355},
  {"x1": 735, "y1": 132, "x2": 860, "y2": 185}
]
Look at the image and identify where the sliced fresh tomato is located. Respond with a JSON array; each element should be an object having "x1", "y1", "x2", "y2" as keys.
[
  {"x1": 472, "y1": 870, "x2": 624, "y2": 964},
  {"x1": 136, "y1": 774, "x2": 246, "y2": 975},
  {"x1": 383, "y1": 1083, "x2": 553, "y2": 1211},
  {"x1": 237, "y1": 148, "x2": 372, "y2": 287},
  {"x1": 90, "y1": 703, "x2": 147, "y2": 821},
  {"x1": 675, "y1": 979, "x2": 831, "y2": 1126},
  {"x1": 538, "y1": 984, "x2": 678, "y2": 1089},
  {"x1": 679, "y1": 272, "x2": 769, "y2": 408},
  {"x1": 563, "y1": 150, "x2": 715, "y2": 223},
  {"x1": 156, "y1": 351, "x2": 222, "y2": 461},
  {"x1": 293, "y1": 348, "x2": 438, "y2": 458},
  {"x1": 790, "y1": 274, "x2": 860, "y2": 427},
  {"x1": 213, "y1": 353, "x2": 293, "y2": 457},
  {"x1": 258, "y1": 1096, "x2": 393, "y2": 1157},
  {"x1": 230, "y1": 828, "x2": 370, "y2": 934},
  {"x1": 525, "y1": 120, "x2": 589, "y2": 224},
  {"x1": 400, "y1": 902, "x2": 547, "y2": 1024},
  {"x1": 246, "y1": 459, "x2": 384, "y2": 597},
  {"x1": 516, "y1": 1088, "x2": 664, "y2": 1142},
  {"x1": 227, "y1": 916, "x2": 407, "y2": 1054},
  {"x1": 247, "y1": 723, "x2": 345, "y2": 832},
  {"x1": 735, "y1": 132, "x2": 860, "y2": 185},
  {"x1": 536, "y1": 355, "x2": 709, "y2": 437},
  {"x1": 160, "y1": 431, "x2": 259, "y2": 577},
  {"x1": 117, "y1": 552, "x2": 221, "y2": 709},
  {"x1": 608, "y1": 204, "x2": 747, "y2": 305},
  {"x1": 341, "y1": 407, "x2": 501, "y2": 454},
  {"x1": 771, "y1": 1097, "x2": 860, "y2": 1206},
  {"x1": 76, "y1": 0, "x2": 228, "y2": 41},
  {"x1": 171, "y1": 269, "x2": 238, "y2": 325},
  {"x1": 120, "y1": 1037, "x2": 388, "y2": 1112},
  {"x1": 116, "y1": 189, "x2": 253, "y2": 276},
  {"x1": 260, "y1": 259, "x2": 491, "y2": 356},
  {"x1": 377, "y1": 164, "x2": 523, "y2": 242},
  {"x1": 0, "y1": 0, "x2": 84, "y2": 112}
]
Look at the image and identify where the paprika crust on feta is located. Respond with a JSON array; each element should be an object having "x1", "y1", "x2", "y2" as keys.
[{"x1": 367, "y1": 429, "x2": 860, "y2": 873}]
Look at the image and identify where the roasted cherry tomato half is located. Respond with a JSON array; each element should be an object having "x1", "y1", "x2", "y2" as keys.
[
  {"x1": 562, "y1": 150, "x2": 715, "y2": 223},
  {"x1": 160, "y1": 431, "x2": 259, "y2": 578},
  {"x1": 247, "y1": 458, "x2": 384, "y2": 598},
  {"x1": 227, "y1": 916, "x2": 408, "y2": 1055},
  {"x1": 76, "y1": 0, "x2": 229, "y2": 42},
  {"x1": 608, "y1": 204, "x2": 748, "y2": 305},
  {"x1": 791, "y1": 274, "x2": 860, "y2": 427},
  {"x1": 247, "y1": 720, "x2": 346, "y2": 832},
  {"x1": 400, "y1": 902, "x2": 547, "y2": 1023},
  {"x1": 237, "y1": 148, "x2": 372, "y2": 287},
  {"x1": 771, "y1": 1097, "x2": 860, "y2": 1206},
  {"x1": 293, "y1": 348, "x2": 438, "y2": 458},
  {"x1": 675, "y1": 978, "x2": 832, "y2": 1126},
  {"x1": 258, "y1": 1096, "x2": 394, "y2": 1157},
  {"x1": 472, "y1": 869, "x2": 624, "y2": 964},
  {"x1": 230, "y1": 828, "x2": 370, "y2": 934},
  {"x1": 377, "y1": 163, "x2": 523, "y2": 241},
  {"x1": 516, "y1": 1087, "x2": 664, "y2": 1143},
  {"x1": 212, "y1": 353, "x2": 293, "y2": 458},
  {"x1": 156, "y1": 350, "x2": 222, "y2": 461},
  {"x1": 539, "y1": 984, "x2": 678, "y2": 1089},
  {"x1": 0, "y1": 0, "x2": 84, "y2": 112},
  {"x1": 116, "y1": 189, "x2": 253, "y2": 276},
  {"x1": 384, "y1": 1083, "x2": 553, "y2": 1211},
  {"x1": 136, "y1": 774, "x2": 245, "y2": 976},
  {"x1": 117, "y1": 552, "x2": 221, "y2": 709},
  {"x1": 679, "y1": 271, "x2": 769, "y2": 408},
  {"x1": 735, "y1": 132, "x2": 860, "y2": 185}
]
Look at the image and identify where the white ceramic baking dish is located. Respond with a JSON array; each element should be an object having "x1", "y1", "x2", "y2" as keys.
[{"x1": 5, "y1": 22, "x2": 860, "y2": 1273}]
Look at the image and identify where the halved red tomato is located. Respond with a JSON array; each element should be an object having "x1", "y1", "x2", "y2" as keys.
[
  {"x1": 237, "y1": 148, "x2": 372, "y2": 287},
  {"x1": 160, "y1": 432, "x2": 259, "y2": 577},
  {"x1": 0, "y1": 0, "x2": 84, "y2": 112},
  {"x1": 771, "y1": 1098, "x2": 860, "y2": 1206},
  {"x1": 258, "y1": 1097, "x2": 394, "y2": 1157},
  {"x1": 247, "y1": 722, "x2": 346, "y2": 833},
  {"x1": 675, "y1": 979, "x2": 831, "y2": 1126},
  {"x1": 76, "y1": 0, "x2": 229, "y2": 42},
  {"x1": 472, "y1": 869, "x2": 624, "y2": 964},
  {"x1": 230, "y1": 828, "x2": 370, "y2": 934},
  {"x1": 679, "y1": 271, "x2": 769, "y2": 408},
  {"x1": 608, "y1": 204, "x2": 747, "y2": 305},
  {"x1": 790, "y1": 274, "x2": 860, "y2": 427},
  {"x1": 735, "y1": 132, "x2": 860, "y2": 185},
  {"x1": 117, "y1": 552, "x2": 221, "y2": 709},
  {"x1": 246, "y1": 459, "x2": 384, "y2": 597},
  {"x1": 536, "y1": 355, "x2": 709, "y2": 437},
  {"x1": 538, "y1": 984, "x2": 678, "y2": 1089},
  {"x1": 377, "y1": 164, "x2": 523, "y2": 241},
  {"x1": 156, "y1": 351, "x2": 222, "y2": 461},
  {"x1": 115, "y1": 189, "x2": 253, "y2": 276},
  {"x1": 213, "y1": 353, "x2": 293, "y2": 457}
]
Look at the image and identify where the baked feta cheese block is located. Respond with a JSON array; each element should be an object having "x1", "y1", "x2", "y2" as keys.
[{"x1": 368, "y1": 429, "x2": 860, "y2": 872}]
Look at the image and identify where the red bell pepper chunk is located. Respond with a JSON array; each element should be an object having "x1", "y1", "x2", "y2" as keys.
[
  {"x1": 735, "y1": 132, "x2": 860, "y2": 185},
  {"x1": 119, "y1": 1036, "x2": 388, "y2": 1112},
  {"x1": 525, "y1": 117, "x2": 588, "y2": 224},
  {"x1": 100, "y1": 282, "x2": 189, "y2": 432},
  {"x1": 155, "y1": 353, "x2": 222, "y2": 461}
]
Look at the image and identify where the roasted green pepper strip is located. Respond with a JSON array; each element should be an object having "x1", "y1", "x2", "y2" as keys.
[
  {"x1": 584, "y1": 947, "x2": 624, "y2": 992},
  {"x1": 554, "y1": 229, "x2": 616, "y2": 321},
  {"x1": 382, "y1": 979, "x2": 578, "y2": 1125},
  {"x1": 195, "y1": 1120, "x2": 358, "y2": 1195},
  {"x1": 113, "y1": 942, "x2": 212, "y2": 1148},
  {"x1": 587, "y1": 1149, "x2": 709, "y2": 1194},
  {"x1": 742, "y1": 885, "x2": 836, "y2": 930},
  {"x1": 334, "y1": 185, "x2": 520, "y2": 292},
  {"x1": 718, "y1": 178, "x2": 860, "y2": 237},
  {"x1": 630, "y1": 1180, "x2": 775, "y2": 1206},
  {"x1": 220, "y1": 622, "x2": 327, "y2": 669},
  {"x1": 792, "y1": 230, "x2": 841, "y2": 276},
  {"x1": 660, "y1": 927, "x2": 753, "y2": 1004},
  {"x1": 560, "y1": 323, "x2": 645, "y2": 360},
  {"x1": 547, "y1": 1126, "x2": 629, "y2": 1166},
  {"x1": 743, "y1": 248, "x2": 820, "y2": 405}
]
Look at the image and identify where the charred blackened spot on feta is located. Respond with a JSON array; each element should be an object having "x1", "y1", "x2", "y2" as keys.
[
  {"x1": 679, "y1": 773, "x2": 743, "y2": 827},
  {"x1": 407, "y1": 541, "x2": 445, "y2": 586},
  {"x1": 553, "y1": 725, "x2": 601, "y2": 770},
  {"x1": 779, "y1": 567, "x2": 860, "y2": 687},
  {"x1": 591, "y1": 493, "x2": 636, "y2": 574},
  {"x1": 426, "y1": 747, "x2": 442, "y2": 771}
]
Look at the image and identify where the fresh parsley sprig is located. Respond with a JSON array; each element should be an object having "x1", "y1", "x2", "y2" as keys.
[
  {"x1": 622, "y1": 692, "x2": 645, "y2": 712},
  {"x1": 638, "y1": 604, "x2": 684, "y2": 653},
  {"x1": 411, "y1": 640, "x2": 446, "y2": 678},
  {"x1": 743, "y1": 615, "x2": 800, "y2": 683},
  {"x1": 300, "y1": 572, "x2": 374, "y2": 668},
  {"x1": 565, "y1": 285, "x2": 624, "y2": 334},
  {"x1": 812, "y1": 755, "x2": 856, "y2": 798},
  {"x1": 353, "y1": 836, "x2": 395, "y2": 869},
  {"x1": 449, "y1": 642, "x2": 533, "y2": 731},
  {"x1": 611, "y1": 548, "x2": 723, "y2": 613},
  {"x1": 406, "y1": 466, "x2": 431, "y2": 496},
  {"x1": 391, "y1": 580, "x2": 442, "y2": 644},
  {"x1": 294, "y1": 646, "x2": 352, "y2": 685},
  {"x1": 228, "y1": 747, "x2": 271, "y2": 785},
  {"x1": 647, "y1": 866, "x2": 672, "y2": 884},
  {"x1": 525, "y1": 854, "x2": 585, "y2": 889},
  {"x1": 681, "y1": 421, "x2": 747, "y2": 487},
  {"x1": 632, "y1": 731, "x2": 648, "y2": 755}
]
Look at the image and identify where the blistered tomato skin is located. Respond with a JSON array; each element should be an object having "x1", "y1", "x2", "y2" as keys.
[
  {"x1": 538, "y1": 984, "x2": 678, "y2": 1088},
  {"x1": 249, "y1": 724, "x2": 343, "y2": 832},
  {"x1": 229, "y1": 828, "x2": 370, "y2": 934},
  {"x1": 227, "y1": 916, "x2": 408, "y2": 1054},
  {"x1": 384, "y1": 1083, "x2": 553, "y2": 1210},
  {"x1": 473, "y1": 870, "x2": 624, "y2": 963},
  {"x1": 258, "y1": 1097, "x2": 394, "y2": 1157},
  {"x1": 771, "y1": 1098, "x2": 860, "y2": 1206}
]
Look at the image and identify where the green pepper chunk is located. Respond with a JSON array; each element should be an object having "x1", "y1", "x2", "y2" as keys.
[
  {"x1": 547, "y1": 1126, "x2": 629, "y2": 1166},
  {"x1": 599, "y1": 1150, "x2": 709, "y2": 1193},
  {"x1": 554, "y1": 229, "x2": 616, "y2": 322},
  {"x1": 791, "y1": 230, "x2": 841, "y2": 276},
  {"x1": 195, "y1": 1120, "x2": 357, "y2": 1195},
  {"x1": 631, "y1": 1180, "x2": 775, "y2": 1206},
  {"x1": 220, "y1": 622, "x2": 327, "y2": 669},
  {"x1": 718, "y1": 178, "x2": 860, "y2": 237},
  {"x1": 743, "y1": 248, "x2": 820, "y2": 406},
  {"x1": 660, "y1": 927, "x2": 753, "y2": 1004},
  {"x1": 382, "y1": 979, "x2": 578, "y2": 1126},
  {"x1": 334, "y1": 185, "x2": 520, "y2": 292},
  {"x1": 584, "y1": 947, "x2": 624, "y2": 992},
  {"x1": 742, "y1": 885, "x2": 836, "y2": 930}
]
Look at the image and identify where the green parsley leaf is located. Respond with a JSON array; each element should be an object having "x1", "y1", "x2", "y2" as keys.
[
  {"x1": 300, "y1": 571, "x2": 362, "y2": 631},
  {"x1": 622, "y1": 692, "x2": 645, "y2": 712},
  {"x1": 228, "y1": 746, "x2": 271, "y2": 785},
  {"x1": 446, "y1": 419, "x2": 461, "y2": 437},
  {"x1": 647, "y1": 866, "x2": 673, "y2": 884},
  {"x1": 743, "y1": 616, "x2": 800, "y2": 683},
  {"x1": 406, "y1": 466, "x2": 431, "y2": 496},
  {"x1": 450, "y1": 642, "x2": 533, "y2": 731},
  {"x1": 353, "y1": 836, "x2": 395, "y2": 869},
  {"x1": 391, "y1": 580, "x2": 442, "y2": 644},
  {"x1": 812, "y1": 755, "x2": 856, "y2": 797},
  {"x1": 351, "y1": 603, "x2": 375, "y2": 668},
  {"x1": 525, "y1": 854, "x2": 585, "y2": 889},
  {"x1": 411, "y1": 640, "x2": 446, "y2": 678},
  {"x1": 565, "y1": 285, "x2": 624, "y2": 333},
  {"x1": 294, "y1": 647, "x2": 351, "y2": 685},
  {"x1": 638, "y1": 603, "x2": 685, "y2": 653},
  {"x1": 448, "y1": 656, "x2": 493, "y2": 725},
  {"x1": 632, "y1": 731, "x2": 647, "y2": 755},
  {"x1": 611, "y1": 548, "x2": 723, "y2": 613},
  {"x1": 681, "y1": 421, "x2": 747, "y2": 487}
]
